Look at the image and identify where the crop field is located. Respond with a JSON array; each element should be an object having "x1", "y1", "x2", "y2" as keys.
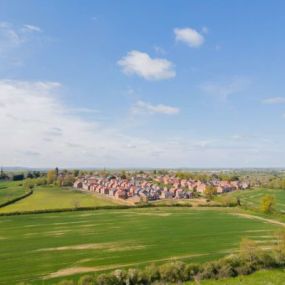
[
  {"x1": 0, "y1": 207, "x2": 281, "y2": 284},
  {"x1": 222, "y1": 188, "x2": 285, "y2": 212},
  {"x1": 0, "y1": 181, "x2": 27, "y2": 206},
  {"x1": 186, "y1": 269, "x2": 285, "y2": 284},
  {"x1": 0, "y1": 185, "x2": 120, "y2": 213}
]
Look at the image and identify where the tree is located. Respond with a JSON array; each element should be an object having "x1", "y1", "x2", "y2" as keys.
[
  {"x1": 73, "y1": 169, "x2": 79, "y2": 177},
  {"x1": 47, "y1": 170, "x2": 56, "y2": 184},
  {"x1": 78, "y1": 275, "x2": 95, "y2": 285},
  {"x1": 23, "y1": 178, "x2": 35, "y2": 191},
  {"x1": 260, "y1": 195, "x2": 275, "y2": 213},
  {"x1": 12, "y1": 174, "x2": 24, "y2": 181},
  {"x1": 204, "y1": 185, "x2": 217, "y2": 200},
  {"x1": 55, "y1": 167, "x2": 59, "y2": 177}
]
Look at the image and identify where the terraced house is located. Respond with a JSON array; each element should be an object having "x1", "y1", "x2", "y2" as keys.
[{"x1": 73, "y1": 175, "x2": 249, "y2": 201}]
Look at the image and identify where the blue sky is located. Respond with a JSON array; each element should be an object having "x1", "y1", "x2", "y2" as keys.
[{"x1": 0, "y1": 0, "x2": 285, "y2": 168}]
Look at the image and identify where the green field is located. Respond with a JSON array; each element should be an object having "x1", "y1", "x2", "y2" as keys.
[
  {"x1": 0, "y1": 181, "x2": 27, "y2": 206},
  {"x1": 0, "y1": 185, "x2": 120, "y2": 213},
  {"x1": 186, "y1": 269, "x2": 285, "y2": 284},
  {"x1": 0, "y1": 207, "x2": 281, "y2": 284},
  {"x1": 221, "y1": 188, "x2": 285, "y2": 212}
]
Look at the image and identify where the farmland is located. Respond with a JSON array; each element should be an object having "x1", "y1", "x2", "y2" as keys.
[
  {"x1": 221, "y1": 188, "x2": 285, "y2": 212},
  {"x1": 0, "y1": 207, "x2": 281, "y2": 284},
  {"x1": 0, "y1": 185, "x2": 120, "y2": 213},
  {"x1": 0, "y1": 181, "x2": 28, "y2": 206}
]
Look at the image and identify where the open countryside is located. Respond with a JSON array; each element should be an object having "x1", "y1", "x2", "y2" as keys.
[
  {"x1": 0, "y1": 203, "x2": 281, "y2": 284},
  {"x1": 2, "y1": 0, "x2": 285, "y2": 284}
]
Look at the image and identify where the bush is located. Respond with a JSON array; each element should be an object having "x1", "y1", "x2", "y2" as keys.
[
  {"x1": 216, "y1": 263, "x2": 236, "y2": 279},
  {"x1": 144, "y1": 263, "x2": 160, "y2": 283},
  {"x1": 235, "y1": 262, "x2": 254, "y2": 276},
  {"x1": 198, "y1": 261, "x2": 220, "y2": 280},
  {"x1": 260, "y1": 195, "x2": 275, "y2": 213},
  {"x1": 113, "y1": 269, "x2": 127, "y2": 284},
  {"x1": 126, "y1": 268, "x2": 147, "y2": 285},
  {"x1": 159, "y1": 261, "x2": 188, "y2": 282},
  {"x1": 96, "y1": 273, "x2": 118, "y2": 285},
  {"x1": 78, "y1": 274, "x2": 95, "y2": 285},
  {"x1": 184, "y1": 263, "x2": 200, "y2": 280}
]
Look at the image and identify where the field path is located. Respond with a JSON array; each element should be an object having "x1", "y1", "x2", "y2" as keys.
[{"x1": 230, "y1": 212, "x2": 285, "y2": 227}]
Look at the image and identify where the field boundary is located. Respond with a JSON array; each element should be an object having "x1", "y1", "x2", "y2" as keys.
[
  {"x1": 0, "y1": 203, "x2": 191, "y2": 216},
  {"x1": 0, "y1": 189, "x2": 33, "y2": 209}
]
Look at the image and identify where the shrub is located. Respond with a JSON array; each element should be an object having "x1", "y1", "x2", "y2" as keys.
[
  {"x1": 239, "y1": 238, "x2": 259, "y2": 262},
  {"x1": 144, "y1": 263, "x2": 160, "y2": 283},
  {"x1": 216, "y1": 263, "x2": 236, "y2": 279},
  {"x1": 112, "y1": 269, "x2": 127, "y2": 284},
  {"x1": 78, "y1": 274, "x2": 95, "y2": 285},
  {"x1": 23, "y1": 178, "x2": 35, "y2": 190},
  {"x1": 235, "y1": 262, "x2": 254, "y2": 276},
  {"x1": 184, "y1": 263, "x2": 200, "y2": 281},
  {"x1": 159, "y1": 261, "x2": 187, "y2": 282},
  {"x1": 260, "y1": 195, "x2": 275, "y2": 213},
  {"x1": 126, "y1": 268, "x2": 147, "y2": 285},
  {"x1": 199, "y1": 261, "x2": 219, "y2": 280},
  {"x1": 96, "y1": 273, "x2": 118, "y2": 285}
]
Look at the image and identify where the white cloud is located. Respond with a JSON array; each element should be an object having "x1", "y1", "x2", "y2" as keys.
[
  {"x1": 0, "y1": 22, "x2": 41, "y2": 51},
  {"x1": 0, "y1": 80, "x2": 182, "y2": 168},
  {"x1": 200, "y1": 77, "x2": 250, "y2": 100},
  {"x1": 131, "y1": 100, "x2": 180, "y2": 115},
  {"x1": 174, "y1": 27, "x2": 204, "y2": 47},
  {"x1": 23, "y1": 24, "x2": 42, "y2": 33},
  {"x1": 118, "y1": 50, "x2": 175, "y2": 80},
  {"x1": 1, "y1": 80, "x2": 285, "y2": 168},
  {"x1": 262, "y1": 97, "x2": 285, "y2": 104}
]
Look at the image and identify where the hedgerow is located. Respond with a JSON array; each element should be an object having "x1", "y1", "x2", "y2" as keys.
[{"x1": 52, "y1": 233, "x2": 285, "y2": 285}]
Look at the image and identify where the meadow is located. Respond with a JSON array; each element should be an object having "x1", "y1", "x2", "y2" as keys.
[
  {"x1": 0, "y1": 207, "x2": 281, "y2": 284},
  {"x1": 0, "y1": 185, "x2": 120, "y2": 213},
  {"x1": 221, "y1": 188, "x2": 285, "y2": 212},
  {"x1": 0, "y1": 181, "x2": 27, "y2": 206}
]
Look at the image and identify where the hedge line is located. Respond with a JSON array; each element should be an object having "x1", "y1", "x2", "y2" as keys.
[
  {"x1": 53, "y1": 237, "x2": 285, "y2": 285},
  {"x1": 0, "y1": 203, "x2": 192, "y2": 216},
  {"x1": 0, "y1": 198, "x2": 239, "y2": 217},
  {"x1": 0, "y1": 189, "x2": 33, "y2": 209}
]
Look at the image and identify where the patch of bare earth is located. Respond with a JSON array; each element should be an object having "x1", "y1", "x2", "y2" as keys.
[{"x1": 37, "y1": 241, "x2": 144, "y2": 252}]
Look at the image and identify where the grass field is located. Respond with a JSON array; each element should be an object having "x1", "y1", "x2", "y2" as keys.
[
  {"x1": 0, "y1": 185, "x2": 120, "y2": 213},
  {"x1": 220, "y1": 188, "x2": 285, "y2": 212},
  {"x1": 0, "y1": 181, "x2": 27, "y2": 206},
  {"x1": 0, "y1": 207, "x2": 281, "y2": 284},
  {"x1": 186, "y1": 269, "x2": 285, "y2": 284}
]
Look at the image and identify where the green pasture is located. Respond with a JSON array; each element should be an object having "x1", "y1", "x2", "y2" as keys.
[
  {"x1": 0, "y1": 207, "x2": 281, "y2": 284},
  {"x1": 0, "y1": 185, "x2": 119, "y2": 213},
  {"x1": 0, "y1": 181, "x2": 27, "y2": 206},
  {"x1": 221, "y1": 188, "x2": 285, "y2": 212}
]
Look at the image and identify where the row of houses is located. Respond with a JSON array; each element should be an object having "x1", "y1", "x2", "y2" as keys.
[
  {"x1": 153, "y1": 175, "x2": 249, "y2": 194},
  {"x1": 73, "y1": 175, "x2": 249, "y2": 201},
  {"x1": 74, "y1": 176, "x2": 193, "y2": 201}
]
